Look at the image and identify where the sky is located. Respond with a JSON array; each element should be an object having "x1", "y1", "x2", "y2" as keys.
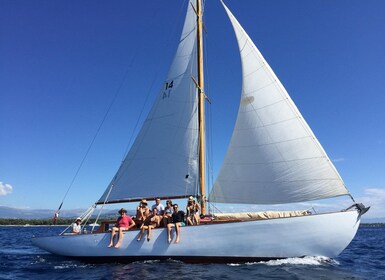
[{"x1": 1, "y1": 0, "x2": 384, "y2": 220}]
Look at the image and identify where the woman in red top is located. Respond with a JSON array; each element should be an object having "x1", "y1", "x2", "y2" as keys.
[{"x1": 108, "y1": 208, "x2": 136, "y2": 248}]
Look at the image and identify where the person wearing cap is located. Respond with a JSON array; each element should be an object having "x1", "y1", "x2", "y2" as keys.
[
  {"x1": 108, "y1": 208, "x2": 136, "y2": 248},
  {"x1": 135, "y1": 199, "x2": 150, "y2": 228},
  {"x1": 71, "y1": 217, "x2": 82, "y2": 234}
]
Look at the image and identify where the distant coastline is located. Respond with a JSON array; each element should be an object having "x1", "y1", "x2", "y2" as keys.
[
  {"x1": 0, "y1": 218, "x2": 101, "y2": 226},
  {"x1": 360, "y1": 223, "x2": 385, "y2": 227}
]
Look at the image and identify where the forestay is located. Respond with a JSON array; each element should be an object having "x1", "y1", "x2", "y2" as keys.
[
  {"x1": 98, "y1": 2, "x2": 199, "y2": 203},
  {"x1": 209, "y1": 2, "x2": 349, "y2": 204}
]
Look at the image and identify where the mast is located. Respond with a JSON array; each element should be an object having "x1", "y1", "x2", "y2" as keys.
[{"x1": 197, "y1": 0, "x2": 206, "y2": 215}]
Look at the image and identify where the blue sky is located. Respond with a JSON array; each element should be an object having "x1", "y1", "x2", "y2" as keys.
[{"x1": 1, "y1": 0, "x2": 384, "y2": 219}]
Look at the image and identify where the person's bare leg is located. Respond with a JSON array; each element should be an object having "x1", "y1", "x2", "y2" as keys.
[
  {"x1": 147, "y1": 226, "x2": 153, "y2": 241},
  {"x1": 167, "y1": 223, "x2": 174, "y2": 243},
  {"x1": 108, "y1": 227, "x2": 117, "y2": 247},
  {"x1": 175, "y1": 223, "x2": 181, "y2": 243},
  {"x1": 137, "y1": 227, "x2": 145, "y2": 241},
  {"x1": 114, "y1": 228, "x2": 124, "y2": 248},
  {"x1": 194, "y1": 214, "x2": 200, "y2": 225}
]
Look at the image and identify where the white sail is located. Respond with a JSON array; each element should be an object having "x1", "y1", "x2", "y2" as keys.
[
  {"x1": 98, "y1": 2, "x2": 199, "y2": 203},
  {"x1": 209, "y1": 2, "x2": 349, "y2": 204}
]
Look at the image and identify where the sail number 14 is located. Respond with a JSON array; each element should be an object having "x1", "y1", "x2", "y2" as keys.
[{"x1": 163, "y1": 80, "x2": 173, "y2": 99}]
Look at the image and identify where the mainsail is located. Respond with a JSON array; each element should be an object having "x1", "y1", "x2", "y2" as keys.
[
  {"x1": 98, "y1": 3, "x2": 199, "y2": 203},
  {"x1": 209, "y1": 2, "x2": 349, "y2": 204}
]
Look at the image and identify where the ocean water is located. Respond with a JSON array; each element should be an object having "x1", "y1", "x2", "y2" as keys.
[{"x1": 0, "y1": 226, "x2": 384, "y2": 279}]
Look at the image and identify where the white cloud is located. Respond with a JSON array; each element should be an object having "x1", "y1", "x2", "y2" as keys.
[
  {"x1": 356, "y1": 187, "x2": 385, "y2": 219},
  {"x1": 0, "y1": 182, "x2": 13, "y2": 196}
]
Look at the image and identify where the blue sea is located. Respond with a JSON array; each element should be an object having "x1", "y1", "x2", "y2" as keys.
[{"x1": 0, "y1": 226, "x2": 384, "y2": 279}]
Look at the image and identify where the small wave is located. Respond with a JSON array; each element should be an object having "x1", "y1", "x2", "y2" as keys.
[
  {"x1": 165, "y1": 258, "x2": 184, "y2": 264},
  {"x1": 30, "y1": 255, "x2": 47, "y2": 265},
  {"x1": 227, "y1": 256, "x2": 339, "y2": 267},
  {"x1": 262, "y1": 256, "x2": 339, "y2": 266},
  {"x1": 132, "y1": 259, "x2": 161, "y2": 264},
  {"x1": 54, "y1": 263, "x2": 91, "y2": 270},
  {"x1": 143, "y1": 260, "x2": 161, "y2": 264}
]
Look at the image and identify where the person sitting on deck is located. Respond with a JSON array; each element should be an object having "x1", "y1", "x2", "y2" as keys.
[
  {"x1": 162, "y1": 200, "x2": 174, "y2": 227},
  {"x1": 71, "y1": 217, "x2": 82, "y2": 234},
  {"x1": 186, "y1": 200, "x2": 194, "y2": 226},
  {"x1": 108, "y1": 208, "x2": 136, "y2": 248},
  {"x1": 192, "y1": 198, "x2": 201, "y2": 225},
  {"x1": 186, "y1": 196, "x2": 201, "y2": 225},
  {"x1": 135, "y1": 199, "x2": 150, "y2": 228},
  {"x1": 167, "y1": 204, "x2": 185, "y2": 244},
  {"x1": 137, "y1": 208, "x2": 161, "y2": 242},
  {"x1": 151, "y1": 197, "x2": 165, "y2": 215}
]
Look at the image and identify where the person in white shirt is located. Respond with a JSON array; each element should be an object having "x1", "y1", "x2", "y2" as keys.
[
  {"x1": 151, "y1": 197, "x2": 165, "y2": 215},
  {"x1": 71, "y1": 218, "x2": 82, "y2": 234}
]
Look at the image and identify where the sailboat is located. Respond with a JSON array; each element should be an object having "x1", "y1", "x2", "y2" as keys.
[{"x1": 32, "y1": 0, "x2": 369, "y2": 262}]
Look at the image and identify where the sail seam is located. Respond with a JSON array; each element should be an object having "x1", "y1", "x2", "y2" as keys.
[
  {"x1": 228, "y1": 137, "x2": 320, "y2": 149},
  {"x1": 242, "y1": 80, "x2": 275, "y2": 96},
  {"x1": 243, "y1": 65, "x2": 262, "y2": 80},
  {"x1": 216, "y1": 178, "x2": 343, "y2": 183},
  {"x1": 222, "y1": 156, "x2": 330, "y2": 165},
  {"x1": 233, "y1": 115, "x2": 301, "y2": 131},
  {"x1": 239, "y1": 96, "x2": 288, "y2": 112}
]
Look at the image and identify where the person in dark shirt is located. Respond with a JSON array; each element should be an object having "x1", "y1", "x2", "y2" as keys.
[{"x1": 166, "y1": 204, "x2": 185, "y2": 244}]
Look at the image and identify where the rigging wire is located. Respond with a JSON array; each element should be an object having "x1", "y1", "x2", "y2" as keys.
[
  {"x1": 91, "y1": 183, "x2": 115, "y2": 231},
  {"x1": 59, "y1": 205, "x2": 96, "y2": 235},
  {"x1": 99, "y1": 0, "x2": 191, "y2": 202},
  {"x1": 54, "y1": 2, "x2": 188, "y2": 214},
  {"x1": 201, "y1": 0, "x2": 216, "y2": 213},
  {"x1": 187, "y1": 40, "x2": 200, "y2": 199},
  {"x1": 56, "y1": 78, "x2": 123, "y2": 213},
  {"x1": 120, "y1": 0, "x2": 191, "y2": 161},
  {"x1": 56, "y1": 1, "x2": 208, "y2": 221}
]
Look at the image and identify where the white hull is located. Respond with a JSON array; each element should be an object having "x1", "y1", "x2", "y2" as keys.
[{"x1": 32, "y1": 211, "x2": 360, "y2": 262}]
